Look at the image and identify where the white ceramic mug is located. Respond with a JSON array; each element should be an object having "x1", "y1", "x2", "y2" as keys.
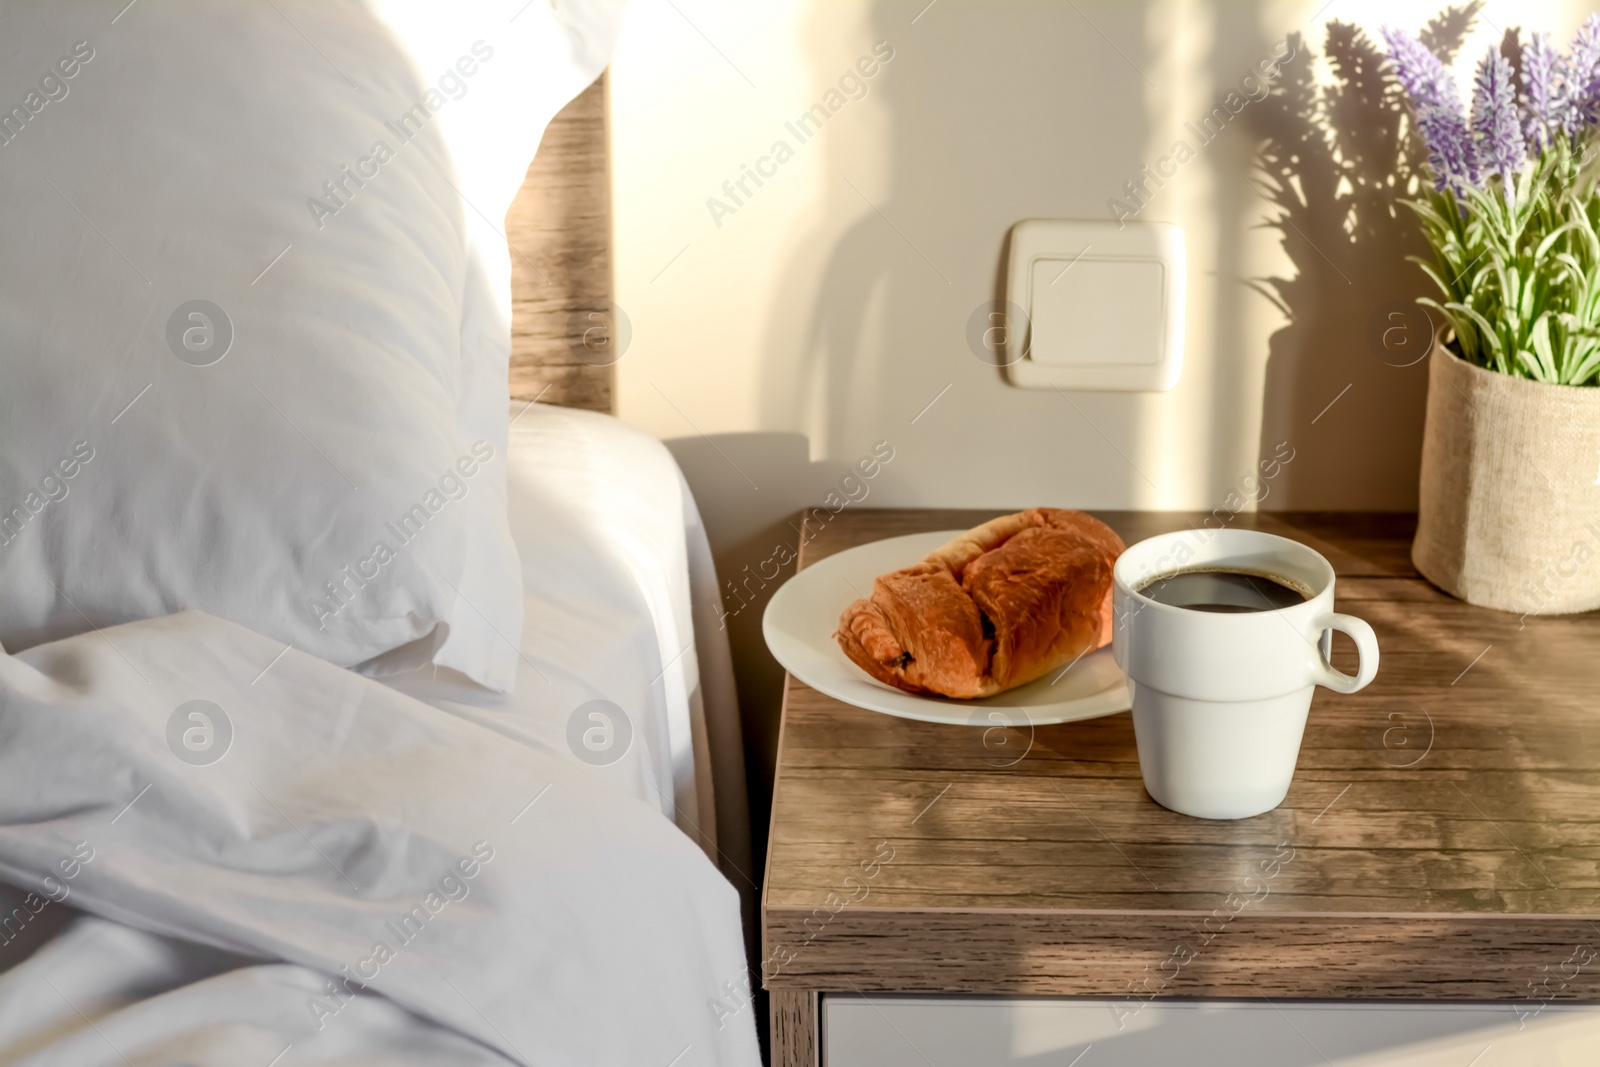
[{"x1": 1111, "y1": 529, "x2": 1379, "y2": 820}]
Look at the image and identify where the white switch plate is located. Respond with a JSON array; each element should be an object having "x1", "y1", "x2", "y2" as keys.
[{"x1": 1004, "y1": 219, "x2": 1184, "y2": 391}]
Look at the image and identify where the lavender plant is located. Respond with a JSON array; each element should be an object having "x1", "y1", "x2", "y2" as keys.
[{"x1": 1385, "y1": 16, "x2": 1600, "y2": 385}]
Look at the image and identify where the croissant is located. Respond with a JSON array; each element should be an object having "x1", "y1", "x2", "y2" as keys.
[{"x1": 835, "y1": 509, "x2": 1124, "y2": 699}]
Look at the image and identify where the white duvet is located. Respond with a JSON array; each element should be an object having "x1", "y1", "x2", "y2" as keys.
[{"x1": 0, "y1": 608, "x2": 758, "y2": 1066}]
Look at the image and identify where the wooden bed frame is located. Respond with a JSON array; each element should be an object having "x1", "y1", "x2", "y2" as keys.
[
  {"x1": 505, "y1": 74, "x2": 613, "y2": 412},
  {"x1": 505, "y1": 81, "x2": 762, "y2": 984}
]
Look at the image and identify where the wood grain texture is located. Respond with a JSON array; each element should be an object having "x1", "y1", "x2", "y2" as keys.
[
  {"x1": 769, "y1": 989, "x2": 818, "y2": 1067},
  {"x1": 505, "y1": 75, "x2": 612, "y2": 411},
  {"x1": 761, "y1": 509, "x2": 1600, "y2": 1007}
]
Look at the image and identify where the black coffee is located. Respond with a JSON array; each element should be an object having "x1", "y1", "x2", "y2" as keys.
[{"x1": 1137, "y1": 568, "x2": 1309, "y2": 613}]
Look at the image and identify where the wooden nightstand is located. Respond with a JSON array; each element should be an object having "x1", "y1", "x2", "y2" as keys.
[{"x1": 761, "y1": 508, "x2": 1600, "y2": 1066}]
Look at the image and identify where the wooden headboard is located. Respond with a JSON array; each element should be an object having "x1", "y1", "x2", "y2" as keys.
[{"x1": 505, "y1": 74, "x2": 613, "y2": 413}]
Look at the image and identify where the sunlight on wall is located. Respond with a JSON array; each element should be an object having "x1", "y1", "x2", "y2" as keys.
[
  {"x1": 1142, "y1": 0, "x2": 1208, "y2": 509},
  {"x1": 611, "y1": 0, "x2": 1597, "y2": 512},
  {"x1": 610, "y1": 0, "x2": 830, "y2": 436}
]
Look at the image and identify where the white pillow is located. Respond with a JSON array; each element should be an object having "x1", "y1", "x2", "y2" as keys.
[{"x1": 0, "y1": 1, "x2": 622, "y2": 690}]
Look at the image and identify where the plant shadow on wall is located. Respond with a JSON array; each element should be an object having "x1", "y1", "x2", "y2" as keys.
[{"x1": 1248, "y1": 6, "x2": 1484, "y2": 509}]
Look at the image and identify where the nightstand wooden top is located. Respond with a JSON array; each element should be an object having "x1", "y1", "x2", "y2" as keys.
[{"x1": 762, "y1": 508, "x2": 1600, "y2": 1000}]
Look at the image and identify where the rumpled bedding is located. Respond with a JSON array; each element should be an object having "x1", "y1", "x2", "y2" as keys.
[{"x1": 0, "y1": 609, "x2": 760, "y2": 1066}]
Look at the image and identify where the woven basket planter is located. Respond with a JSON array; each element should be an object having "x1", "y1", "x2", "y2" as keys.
[{"x1": 1413, "y1": 340, "x2": 1600, "y2": 615}]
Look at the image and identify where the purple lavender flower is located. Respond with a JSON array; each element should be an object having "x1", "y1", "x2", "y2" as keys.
[
  {"x1": 1471, "y1": 47, "x2": 1525, "y2": 188},
  {"x1": 1383, "y1": 27, "x2": 1452, "y2": 107},
  {"x1": 1415, "y1": 101, "x2": 1477, "y2": 192},
  {"x1": 1521, "y1": 32, "x2": 1558, "y2": 150},
  {"x1": 1562, "y1": 14, "x2": 1600, "y2": 135},
  {"x1": 1383, "y1": 27, "x2": 1477, "y2": 193}
]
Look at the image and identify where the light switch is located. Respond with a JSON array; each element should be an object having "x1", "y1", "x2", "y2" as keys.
[
  {"x1": 1028, "y1": 258, "x2": 1165, "y2": 367},
  {"x1": 1004, "y1": 219, "x2": 1184, "y2": 391}
]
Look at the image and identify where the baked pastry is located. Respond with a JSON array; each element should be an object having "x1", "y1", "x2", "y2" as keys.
[{"x1": 835, "y1": 509, "x2": 1124, "y2": 699}]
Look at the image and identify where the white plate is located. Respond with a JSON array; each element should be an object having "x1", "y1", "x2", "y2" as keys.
[{"x1": 762, "y1": 530, "x2": 1131, "y2": 726}]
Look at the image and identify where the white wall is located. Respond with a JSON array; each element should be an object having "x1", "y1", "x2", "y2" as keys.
[{"x1": 609, "y1": 0, "x2": 1582, "y2": 515}]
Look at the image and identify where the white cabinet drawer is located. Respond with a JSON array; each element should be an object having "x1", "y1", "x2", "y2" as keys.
[{"x1": 823, "y1": 995, "x2": 1600, "y2": 1066}]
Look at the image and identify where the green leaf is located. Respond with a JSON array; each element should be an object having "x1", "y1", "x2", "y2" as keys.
[
  {"x1": 1526, "y1": 316, "x2": 1559, "y2": 381},
  {"x1": 1446, "y1": 301, "x2": 1509, "y2": 370}
]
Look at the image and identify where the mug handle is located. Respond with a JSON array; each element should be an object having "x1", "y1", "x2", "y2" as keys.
[{"x1": 1312, "y1": 613, "x2": 1379, "y2": 694}]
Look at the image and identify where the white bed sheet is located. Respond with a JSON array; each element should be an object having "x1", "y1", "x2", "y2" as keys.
[
  {"x1": 0, "y1": 404, "x2": 758, "y2": 1066},
  {"x1": 382, "y1": 402, "x2": 742, "y2": 860},
  {"x1": 0, "y1": 610, "x2": 758, "y2": 1066}
]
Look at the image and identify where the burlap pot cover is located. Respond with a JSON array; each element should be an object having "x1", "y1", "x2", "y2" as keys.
[{"x1": 1413, "y1": 342, "x2": 1600, "y2": 615}]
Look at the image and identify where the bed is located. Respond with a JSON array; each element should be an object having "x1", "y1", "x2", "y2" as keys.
[
  {"x1": 0, "y1": 2, "x2": 758, "y2": 1064},
  {"x1": 0, "y1": 403, "x2": 756, "y2": 1066}
]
